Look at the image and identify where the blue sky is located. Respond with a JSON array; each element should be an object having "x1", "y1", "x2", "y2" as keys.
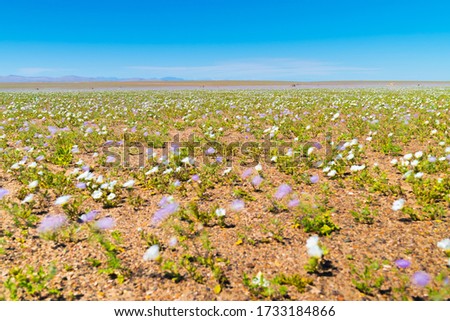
[{"x1": 1, "y1": 0, "x2": 450, "y2": 81}]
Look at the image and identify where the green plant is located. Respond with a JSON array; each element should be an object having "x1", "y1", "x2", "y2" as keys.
[
  {"x1": 296, "y1": 212, "x2": 340, "y2": 236},
  {"x1": 351, "y1": 260, "x2": 385, "y2": 296},
  {"x1": 3, "y1": 264, "x2": 59, "y2": 300},
  {"x1": 350, "y1": 206, "x2": 377, "y2": 224}
]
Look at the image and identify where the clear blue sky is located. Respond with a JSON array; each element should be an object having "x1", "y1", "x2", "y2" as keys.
[{"x1": 1, "y1": 0, "x2": 450, "y2": 81}]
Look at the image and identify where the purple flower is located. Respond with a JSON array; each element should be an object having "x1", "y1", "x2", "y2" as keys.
[
  {"x1": 105, "y1": 155, "x2": 116, "y2": 163},
  {"x1": 395, "y1": 259, "x2": 411, "y2": 269},
  {"x1": 191, "y1": 174, "x2": 200, "y2": 182},
  {"x1": 206, "y1": 147, "x2": 216, "y2": 155},
  {"x1": 37, "y1": 214, "x2": 67, "y2": 234},
  {"x1": 288, "y1": 198, "x2": 300, "y2": 208},
  {"x1": 48, "y1": 126, "x2": 59, "y2": 135},
  {"x1": 76, "y1": 182, "x2": 87, "y2": 189},
  {"x1": 0, "y1": 188, "x2": 9, "y2": 200},
  {"x1": 81, "y1": 165, "x2": 90, "y2": 172},
  {"x1": 251, "y1": 175, "x2": 263, "y2": 187},
  {"x1": 95, "y1": 217, "x2": 116, "y2": 230},
  {"x1": 216, "y1": 156, "x2": 223, "y2": 163},
  {"x1": 80, "y1": 210, "x2": 100, "y2": 223},
  {"x1": 411, "y1": 271, "x2": 431, "y2": 287},
  {"x1": 310, "y1": 175, "x2": 319, "y2": 184},
  {"x1": 151, "y1": 202, "x2": 179, "y2": 225},
  {"x1": 36, "y1": 155, "x2": 44, "y2": 162},
  {"x1": 241, "y1": 168, "x2": 253, "y2": 179},
  {"x1": 158, "y1": 196, "x2": 172, "y2": 208},
  {"x1": 274, "y1": 184, "x2": 292, "y2": 200},
  {"x1": 230, "y1": 199, "x2": 245, "y2": 212}
]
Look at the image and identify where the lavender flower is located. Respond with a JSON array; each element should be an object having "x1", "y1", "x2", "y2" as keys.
[
  {"x1": 230, "y1": 199, "x2": 245, "y2": 212},
  {"x1": 105, "y1": 155, "x2": 116, "y2": 163},
  {"x1": 37, "y1": 214, "x2": 67, "y2": 234},
  {"x1": 411, "y1": 271, "x2": 431, "y2": 287},
  {"x1": 241, "y1": 168, "x2": 253, "y2": 179},
  {"x1": 206, "y1": 147, "x2": 216, "y2": 155},
  {"x1": 151, "y1": 202, "x2": 179, "y2": 225},
  {"x1": 310, "y1": 175, "x2": 319, "y2": 184},
  {"x1": 288, "y1": 198, "x2": 300, "y2": 208},
  {"x1": 48, "y1": 126, "x2": 59, "y2": 135},
  {"x1": 80, "y1": 210, "x2": 100, "y2": 223},
  {"x1": 76, "y1": 182, "x2": 87, "y2": 189},
  {"x1": 158, "y1": 196, "x2": 174, "y2": 208},
  {"x1": 274, "y1": 184, "x2": 292, "y2": 200},
  {"x1": 395, "y1": 259, "x2": 411, "y2": 269},
  {"x1": 0, "y1": 188, "x2": 9, "y2": 200},
  {"x1": 168, "y1": 237, "x2": 178, "y2": 247},
  {"x1": 191, "y1": 174, "x2": 200, "y2": 182},
  {"x1": 251, "y1": 175, "x2": 263, "y2": 188},
  {"x1": 95, "y1": 217, "x2": 116, "y2": 230}
]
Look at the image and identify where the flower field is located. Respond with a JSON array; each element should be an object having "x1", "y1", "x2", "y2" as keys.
[{"x1": 0, "y1": 89, "x2": 449, "y2": 300}]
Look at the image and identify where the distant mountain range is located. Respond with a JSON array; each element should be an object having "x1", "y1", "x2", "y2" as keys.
[{"x1": 0, "y1": 75, "x2": 184, "y2": 83}]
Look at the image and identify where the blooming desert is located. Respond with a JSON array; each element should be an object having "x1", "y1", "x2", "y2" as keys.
[{"x1": 0, "y1": 89, "x2": 449, "y2": 300}]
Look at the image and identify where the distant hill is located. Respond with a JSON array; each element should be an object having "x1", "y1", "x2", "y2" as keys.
[{"x1": 0, "y1": 75, "x2": 184, "y2": 83}]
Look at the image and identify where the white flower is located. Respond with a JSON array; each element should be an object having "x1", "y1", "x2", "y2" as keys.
[
  {"x1": 21, "y1": 194, "x2": 34, "y2": 204},
  {"x1": 108, "y1": 181, "x2": 117, "y2": 191},
  {"x1": 145, "y1": 166, "x2": 159, "y2": 175},
  {"x1": 255, "y1": 164, "x2": 262, "y2": 171},
  {"x1": 28, "y1": 162, "x2": 37, "y2": 168},
  {"x1": 55, "y1": 195, "x2": 71, "y2": 205},
  {"x1": 181, "y1": 157, "x2": 190, "y2": 164},
  {"x1": 271, "y1": 156, "x2": 277, "y2": 162},
  {"x1": 414, "y1": 172, "x2": 424, "y2": 179},
  {"x1": 403, "y1": 153, "x2": 413, "y2": 160},
  {"x1": 350, "y1": 164, "x2": 366, "y2": 172},
  {"x1": 107, "y1": 193, "x2": 116, "y2": 201},
  {"x1": 215, "y1": 208, "x2": 226, "y2": 217},
  {"x1": 307, "y1": 147, "x2": 315, "y2": 155},
  {"x1": 122, "y1": 180, "x2": 135, "y2": 188},
  {"x1": 411, "y1": 160, "x2": 419, "y2": 167},
  {"x1": 437, "y1": 239, "x2": 450, "y2": 250},
  {"x1": 92, "y1": 190, "x2": 103, "y2": 199},
  {"x1": 392, "y1": 199, "x2": 405, "y2": 211},
  {"x1": 431, "y1": 129, "x2": 437, "y2": 135},
  {"x1": 222, "y1": 167, "x2": 232, "y2": 175},
  {"x1": 327, "y1": 170, "x2": 337, "y2": 177},
  {"x1": 390, "y1": 158, "x2": 398, "y2": 165},
  {"x1": 96, "y1": 175, "x2": 104, "y2": 184},
  {"x1": 11, "y1": 163, "x2": 21, "y2": 169},
  {"x1": 251, "y1": 272, "x2": 270, "y2": 287},
  {"x1": 414, "y1": 151, "x2": 423, "y2": 159},
  {"x1": 143, "y1": 245, "x2": 160, "y2": 261},
  {"x1": 402, "y1": 170, "x2": 413, "y2": 179},
  {"x1": 306, "y1": 235, "x2": 323, "y2": 258},
  {"x1": 28, "y1": 180, "x2": 38, "y2": 189},
  {"x1": 100, "y1": 183, "x2": 109, "y2": 189},
  {"x1": 162, "y1": 168, "x2": 173, "y2": 174}
]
